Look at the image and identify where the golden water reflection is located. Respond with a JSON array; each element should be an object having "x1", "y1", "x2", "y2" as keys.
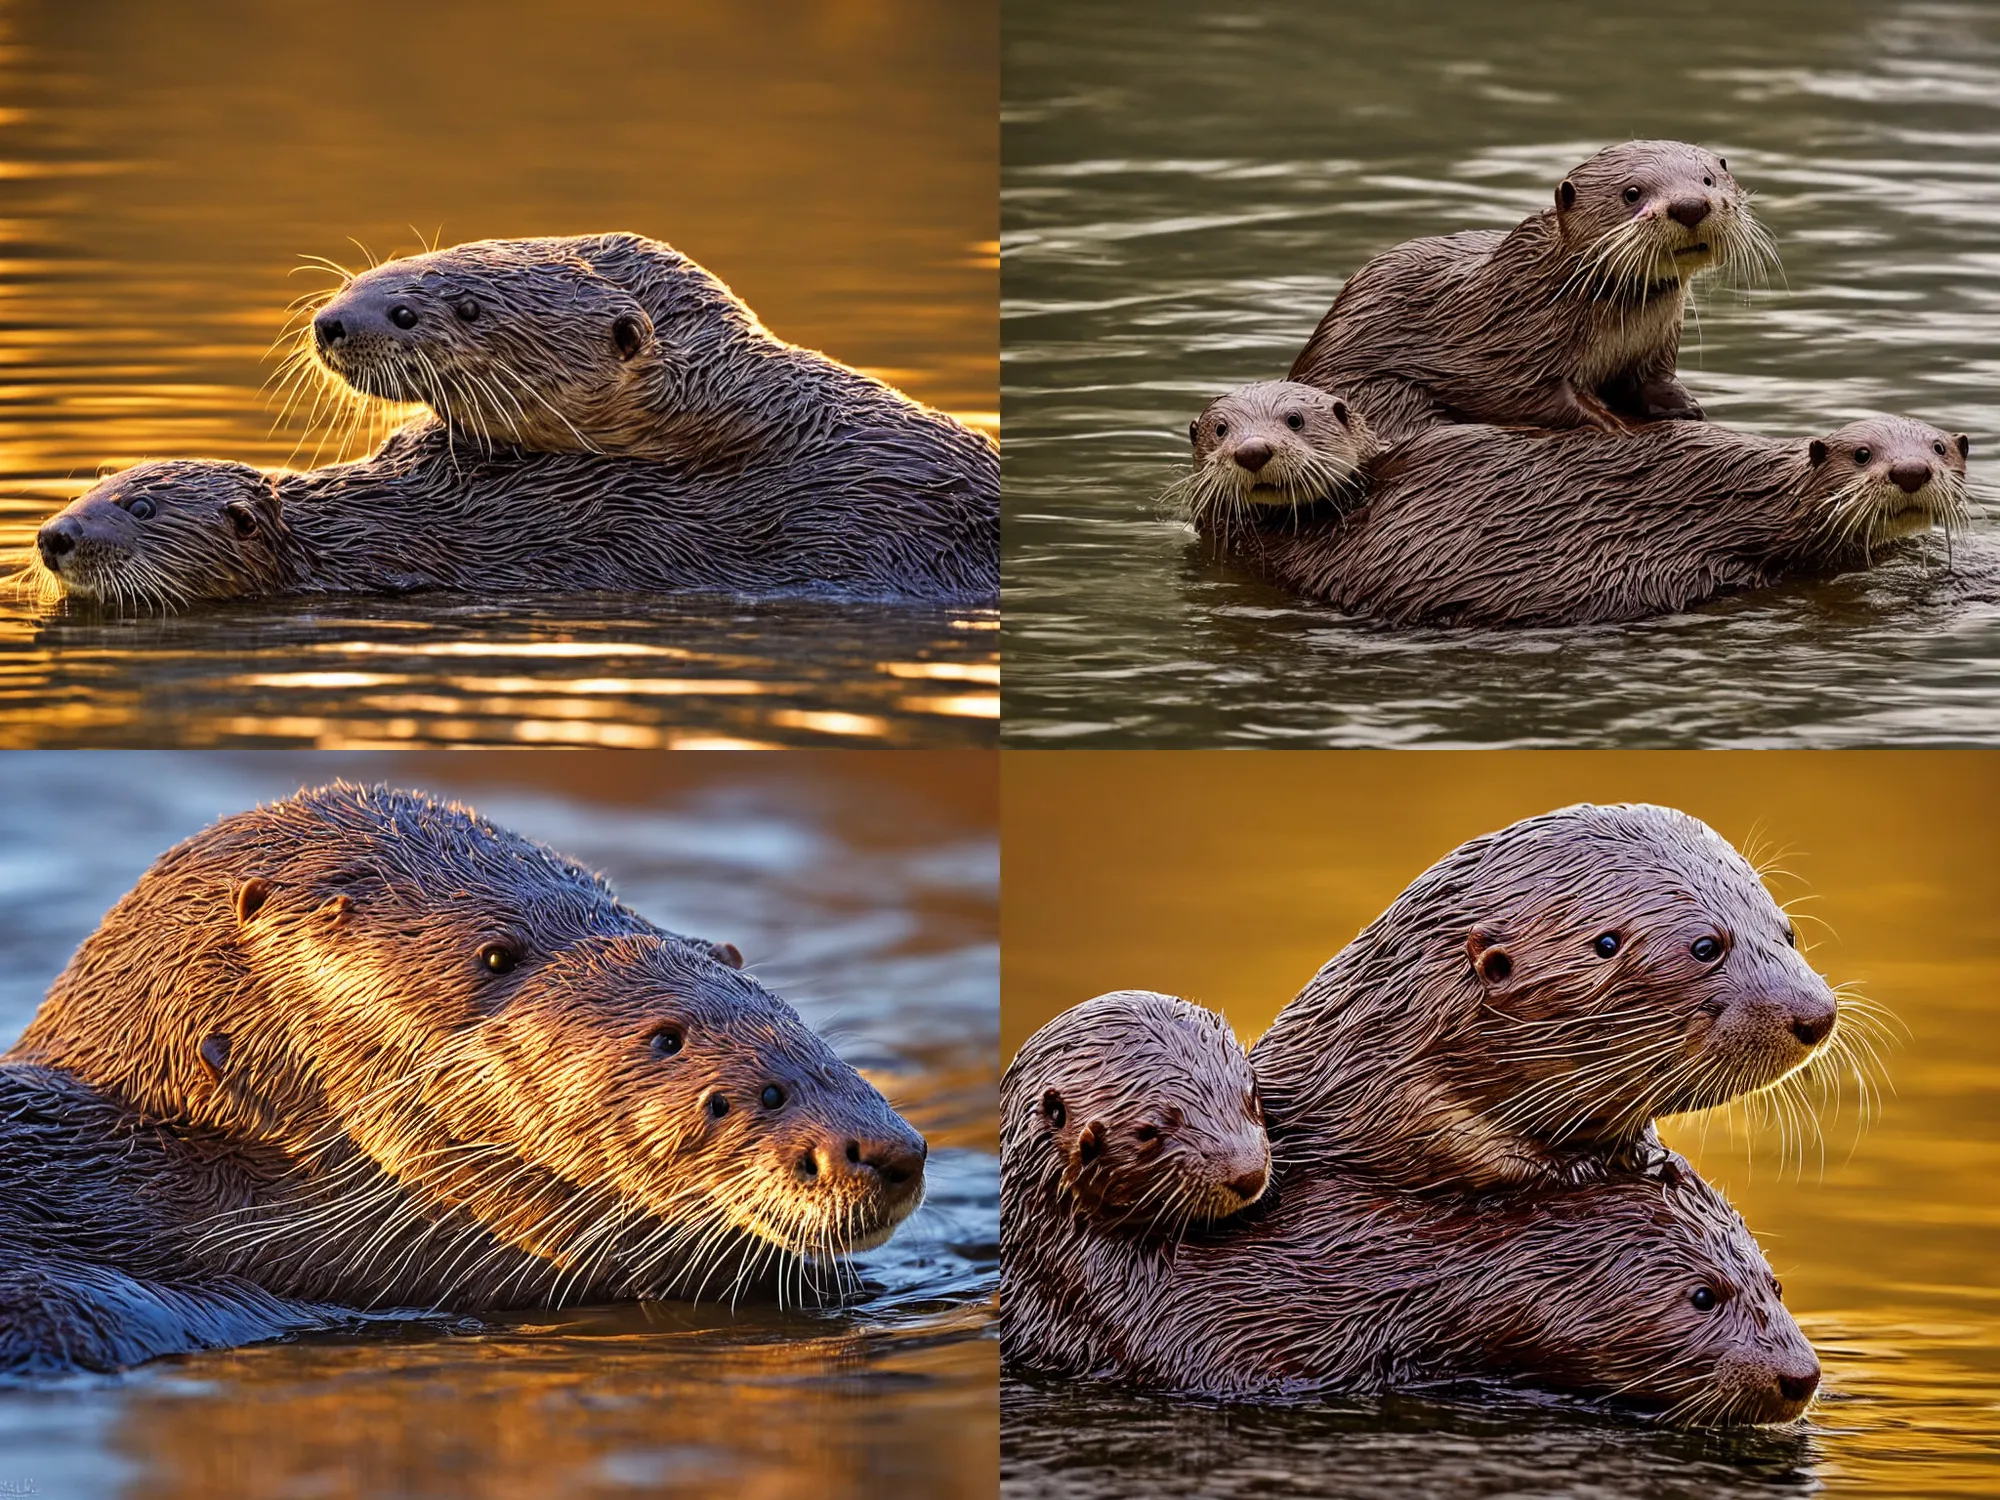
[{"x1": 1002, "y1": 751, "x2": 2000, "y2": 1496}]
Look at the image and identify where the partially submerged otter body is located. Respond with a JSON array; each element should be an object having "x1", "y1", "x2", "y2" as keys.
[
  {"x1": 31, "y1": 415, "x2": 997, "y2": 609},
  {"x1": 1188, "y1": 405, "x2": 1970, "y2": 628},
  {"x1": 0, "y1": 785, "x2": 928, "y2": 1372},
  {"x1": 1289, "y1": 142, "x2": 1771, "y2": 443}
]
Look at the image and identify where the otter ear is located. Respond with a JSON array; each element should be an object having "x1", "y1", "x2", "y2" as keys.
[
  {"x1": 1075, "y1": 1120, "x2": 1105, "y2": 1165},
  {"x1": 1331, "y1": 399, "x2": 1350, "y2": 426},
  {"x1": 1957, "y1": 433, "x2": 1971, "y2": 459},
  {"x1": 1188, "y1": 419, "x2": 1199, "y2": 446},
  {"x1": 1465, "y1": 927, "x2": 1517, "y2": 991},
  {"x1": 1808, "y1": 439, "x2": 1829, "y2": 466},
  {"x1": 234, "y1": 877, "x2": 273, "y2": 925},
  {"x1": 199, "y1": 1033, "x2": 232, "y2": 1078},
  {"x1": 612, "y1": 311, "x2": 653, "y2": 361},
  {"x1": 1556, "y1": 179, "x2": 1577, "y2": 212},
  {"x1": 705, "y1": 940, "x2": 745, "y2": 969}
]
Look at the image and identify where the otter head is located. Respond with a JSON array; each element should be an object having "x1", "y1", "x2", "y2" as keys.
[
  {"x1": 1554, "y1": 141, "x2": 1771, "y2": 296},
  {"x1": 1463, "y1": 1162, "x2": 1820, "y2": 1425},
  {"x1": 29, "y1": 460, "x2": 288, "y2": 609},
  {"x1": 1003, "y1": 991, "x2": 1270, "y2": 1237},
  {"x1": 1171, "y1": 381, "x2": 1378, "y2": 535},
  {"x1": 309, "y1": 240, "x2": 661, "y2": 455},
  {"x1": 20, "y1": 784, "x2": 925, "y2": 1304},
  {"x1": 1252, "y1": 803, "x2": 1856, "y2": 1191},
  {"x1": 1802, "y1": 416, "x2": 1973, "y2": 560}
]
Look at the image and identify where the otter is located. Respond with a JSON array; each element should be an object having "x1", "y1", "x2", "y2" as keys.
[
  {"x1": 1001, "y1": 996, "x2": 1820, "y2": 1424},
  {"x1": 1248, "y1": 803, "x2": 1856, "y2": 1193},
  {"x1": 0, "y1": 784, "x2": 927, "y2": 1372},
  {"x1": 1162, "y1": 383, "x2": 1380, "y2": 541},
  {"x1": 1289, "y1": 141, "x2": 1774, "y2": 443},
  {"x1": 27, "y1": 414, "x2": 997, "y2": 610},
  {"x1": 1182, "y1": 383, "x2": 1971, "y2": 627},
  {"x1": 1001, "y1": 990, "x2": 1269, "y2": 1237},
  {"x1": 299, "y1": 232, "x2": 996, "y2": 488}
]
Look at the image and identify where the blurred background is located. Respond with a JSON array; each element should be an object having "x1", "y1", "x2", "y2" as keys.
[
  {"x1": 0, "y1": 750, "x2": 997, "y2": 1500},
  {"x1": 0, "y1": 0, "x2": 998, "y2": 748},
  {"x1": 1002, "y1": 750, "x2": 2000, "y2": 1498},
  {"x1": 1002, "y1": 0, "x2": 2000, "y2": 748}
]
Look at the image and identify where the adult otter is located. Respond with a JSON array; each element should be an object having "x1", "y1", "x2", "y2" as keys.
[
  {"x1": 1289, "y1": 141, "x2": 1774, "y2": 443},
  {"x1": 1002, "y1": 996, "x2": 1820, "y2": 1424},
  {"x1": 0, "y1": 785, "x2": 927, "y2": 1371},
  {"x1": 300, "y1": 232, "x2": 996, "y2": 488},
  {"x1": 1001, "y1": 990, "x2": 1269, "y2": 1235},
  {"x1": 1248, "y1": 803, "x2": 1855, "y2": 1193},
  {"x1": 28, "y1": 414, "x2": 997, "y2": 609},
  {"x1": 1184, "y1": 383, "x2": 1971, "y2": 627}
]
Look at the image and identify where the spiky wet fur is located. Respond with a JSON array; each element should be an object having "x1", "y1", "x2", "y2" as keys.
[
  {"x1": 1, "y1": 785, "x2": 927, "y2": 1373},
  {"x1": 1201, "y1": 413, "x2": 1971, "y2": 627},
  {"x1": 1290, "y1": 141, "x2": 1778, "y2": 443}
]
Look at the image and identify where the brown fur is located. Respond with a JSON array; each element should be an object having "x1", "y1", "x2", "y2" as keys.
[
  {"x1": 1289, "y1": 142, "x2": 1774, "y2": 443},
  {"x1": 1249, "y1": 803, "x2": 1865, "y2": 1193},
  {"x1": 0, "y1": 785, "x2": 927, "y2": 1371},
  {"x1": 1185, "y1": 384, "x2": 1971, "y2": 627}
]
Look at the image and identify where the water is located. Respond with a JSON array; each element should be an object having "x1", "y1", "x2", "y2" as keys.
[
  {"x1": 999, "y1": 750, "x2": 2000, "y2": 1497},
  {"x1": 0, "y1": 751, "x2": 999, "y2": 1500},
  {"x1": 1000, "y1": 0, "x2": 2000, "y2": 746},
  {"x1": 0, "y1": 0, "x2": 998, "y2": 747}
]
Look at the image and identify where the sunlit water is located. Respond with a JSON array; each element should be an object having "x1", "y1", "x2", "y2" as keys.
[
  {"x1": 0, "y1": 752, "x2": 999, "y2": 1500},
  {"x1": 999, "y1": 751, "x2": 2000, "y2": 1497},
  {"x1": 0, "y1": 0, "x2": 998, "y2": 747},
  {"x1": 1001, "y1": 0, "x2": 2000, "y2": 746}
]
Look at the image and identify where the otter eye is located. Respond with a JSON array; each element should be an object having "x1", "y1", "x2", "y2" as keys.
[
  {"x1": 388, "y1": 304, "x2": 418, "y2": 330},
  {"x1": 1691, "y1": 1287, "x2": 1718, "y2": 1312},
  {"x1": 1042, "y1": 1090, "x2": 1066, "y2": 1128},
  {"x1": 1934, "y1": 440, "x2": 1948, "y2": 456},
  {"x1": 1285, "y1": 412, "x2": 1304, "y2": 431},
  {"x1": 454, "y1": 298, "x2": 479, "y2": 321},
  {"x1": 1854, "y1": 447, "x2": 1872, "y2": 465},
  {"x1": 1593, "y1": 932, "x2": 1621, "y2": 958},
  {"x1": 126, "y1": 497, "x2": 155, "y2": 520},
  {"x1": 1703, "y1": 175, "x2": 1714, "y2": 186},
  {"x1": 650, "y1": 1025, "x2": 683, "y2": 1057},
  {"x1": 1215, "y1": 421, "x2": 1229, "y2": 438},
  {"x1": 1134, "y1": 1123, "x2": 1160, "y2": 1143},
  {"x1": 1691, "y1": 936, "x2": 1723, "y2": 964},
  {"x1": 1622, "y1": 185, "x2": 1642, "y2": 205},
  {"x1": 760, "y1": 1084, "x2": 786, "y2": 1110},
  {"x1": 707, "y1": 1092, "x2": 730, "y2": 1118},
  {"x1": 478, "y1": 942, "x2": 519, "y2": 974}
]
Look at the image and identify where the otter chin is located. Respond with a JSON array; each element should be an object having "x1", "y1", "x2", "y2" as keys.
[{"x1": 4, "y1": 784, "x2": 927, "y2": 1337}]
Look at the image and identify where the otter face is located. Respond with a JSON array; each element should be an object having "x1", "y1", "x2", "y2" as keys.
[
  {"x1": 82, "y1": 785, "x2": 925, "y2": 1303},
  {"x1": 30, "y1": 461, "x2": 286, "y2": 609},
  {"x1": 1805, "y1": 416, "x2": 1973, "y2": 556},
  {"x1": 1170, "y1": 381, "x2": 1378, "y2": 534},
  {"x1": 1491, "y1": 1166, "x2": 1820, "y2": 1425},
  {"x1": 309, "y1": 242, "x2": 658, "y2": 454},
  {"x1": 1556, "y1": 141, "x2": 1773, "y2": 294},
  {"x1": 1005, "y1": 991, "x2": 1270, "y2": 1235}
]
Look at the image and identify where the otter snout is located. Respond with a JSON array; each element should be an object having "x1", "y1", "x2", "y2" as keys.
[
  {"x1": 799, "y1": 1123, "x2": 928, "y2": 1198},
  {"x1": 1890, "y1": 459, "x2": 1932, "y2": 494},
  {"x1": 36, "y1": 515, "x2": 80, "y2": 570},
  {"x1": 1716, "y1": 1339, "x2": 1821, "y2": 1424},
  {"x1": 1232, "y1": 439, "x2": 1274, "y2": 474},
  {"x1": 314, "y1": 284, "x2": 418, "y2": 353},
  {"x1": 1667, "y1": 196, "x2": 1712, "y2": 229}
]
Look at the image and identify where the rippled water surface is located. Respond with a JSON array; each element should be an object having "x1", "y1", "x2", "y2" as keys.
[
  {"x1": 1000, "y1": 752, "x2": 2000, "y2": 1497},
  {"x1": 0, "y1": 0, "x2": 998, "y2": 746},
  {"x1": 1002, "y1": 0, "x2": 2000, "y2": 746},
  {"x1": 0, "y1": 752, "x2": 999, "y2": 1499}
]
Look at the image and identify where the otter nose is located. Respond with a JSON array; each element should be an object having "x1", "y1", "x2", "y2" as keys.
[
  {"x1": 37, "y1": 516, "x2": 79, "y2": 567},
  {"x1": 1228, "y1": 1164, "x2": 1268, "y2": 1202},
  {"x1": 1777, "y1": 1368, "x2": 1820, "y2": 1405},
  {"x1": 823, "y1": 1131, "x2": 928, "y2": 1190},
  {"x1": 1233, "y1": 439, "x2": 1274, "y2": 474},
  {"x1": 1667, "y1": 196, "x2": 1711, "y2": 229},
  {"x1": 312, "y1": 310, "x2": 346, "y2": 351},
  {"x1": 1890, "y1": 459, "x2": 1931, "y2": 494},
  {"x1": 1789, "y1": 993, "x2": 1837, "y2": 1048}
]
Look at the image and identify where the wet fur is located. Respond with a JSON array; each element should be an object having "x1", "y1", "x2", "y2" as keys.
[
  {"x1": 1, "y1": 785, "x2": 927, "y2": 1372},
  {"x1": 1289, "y1": 142, "x2": 1776, "y2": 443}
]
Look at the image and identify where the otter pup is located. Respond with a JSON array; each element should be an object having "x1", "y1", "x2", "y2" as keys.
[
  {"x1": 299, "y1": 232, "x2": 996, "y2": 487},
  {"x1": 1, "y1": 785, "x2": 928, "y2": 1371},
  {"x1": 1249, "y1": 803, "x2": 1853, "y2": 1193},
  {"x1": 1183, "y1": 382, "x2": 1971, "y2": 627},
  {"x1": 28, "y1": 414, "x2": 998, "y2": 609},
  {"x1": 1289, "y1": 141, "x2": 1775, "y2": 442},
  {"x1": 1162, "y1": 383, "x2": 1380, "y2": 541},
  {"x1": 1002, "y1": 995, "x2": 1820, "y2": 1424}
]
